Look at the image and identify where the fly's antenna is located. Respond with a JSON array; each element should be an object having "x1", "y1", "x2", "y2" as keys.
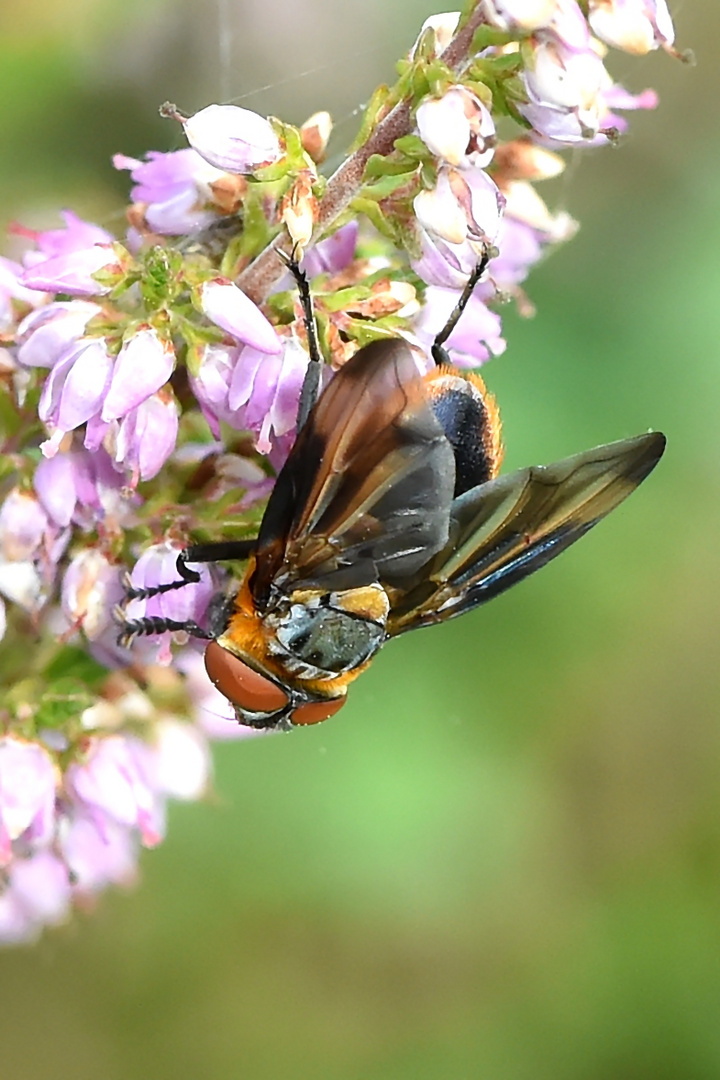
[
  {"x1": 277, "y1": 245, "x2": 322, "y2": 432},
  {"x1": 431, "y1": 244, "x2": 496, "y2": 367}
]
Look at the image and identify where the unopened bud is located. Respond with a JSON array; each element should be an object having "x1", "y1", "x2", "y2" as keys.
[
  {"x1": 300, "y1": 111, "x2": 332, "y2": 165},
  {"x1": 280, "y1": 171, "x2": 319, "y2": 254},
  {"x1": 492, "y1": 138, "x2": 565, "y2": 182}
]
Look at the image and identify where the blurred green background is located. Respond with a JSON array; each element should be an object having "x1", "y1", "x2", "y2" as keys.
[{"x1": 1, "y1": 1, "x2": 718, "y2": 1077}]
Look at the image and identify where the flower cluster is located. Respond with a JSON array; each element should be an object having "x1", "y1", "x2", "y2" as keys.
[{"x1": 0, "y1": 0, "x2": 680, "y2": 943}]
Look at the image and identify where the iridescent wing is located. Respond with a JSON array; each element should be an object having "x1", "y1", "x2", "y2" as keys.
[
  {"x1": 251, "y1": 339, "x2": 456, "y2": 604},
  {"x1": 387, "y1": 432, "x2": 666, "y2": 635}
]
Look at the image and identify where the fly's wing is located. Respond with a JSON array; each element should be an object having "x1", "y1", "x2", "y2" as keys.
[
  {"x1": 387, "y1": 432, "x2": 665, "y2": 635},
  {"x1": 251, "y1": 339, "x2": 456, "y2": 603}
]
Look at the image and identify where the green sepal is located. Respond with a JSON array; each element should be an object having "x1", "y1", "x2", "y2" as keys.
[
  {"x1": 232, "y1": 188, "x2": 280, "y2": 261},
  {"x1": 350, "y1": 197, "x2": 398, "y2": 243},
  {"x1": 392, "y1": 133, "x2": 431, "y2": 161},
  {"x1": 349, "y1": 85, "x2": 392, "y2": 153},
  {"x1": 470, "y1": 25, "x2": 518, "y2": 52},
  {"x1": 342, "y1": 314, "x2": 409, "y2": 347},
  {"x1": 364, "y1": 153, "x2": 419, "y2": 179},
  {"x1": 358, "y1": 172, "x2": 418, "y2": 201}
]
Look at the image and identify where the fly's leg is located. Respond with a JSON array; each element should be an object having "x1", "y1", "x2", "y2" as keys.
[
  {"x1": 278, "y1": 246, "x2": 322, "y2": 433},
  {"x1": 115, "y1": 614, "x2": 213, "y2": 647},
  {"x1": 116, "y1": 538, "x2": 257, "y2": 646},
  {"x1": 431, "y1": 245, "x2": 495, "y2": 367}
]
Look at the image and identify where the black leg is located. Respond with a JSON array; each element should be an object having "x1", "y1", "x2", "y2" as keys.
[
  {"x1": 278, "y1": 246, "x2": 322, "y2": 432},
  {"x1": 183, "y1": 539, "x2": 257, "y2": 564},
  {"x1": 122, "y1": 540, "x2": 257, "y2": 603},
  {"x1": 431, "y1": 246, "x2": 494, "y2": 367},
  {"x1": 115, "y1": 612, "x2": 213, "y2": 648}
]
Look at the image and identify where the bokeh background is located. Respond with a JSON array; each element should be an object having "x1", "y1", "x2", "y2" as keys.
[{"x1": 1, "y1": 1, "x2": 718, "y2": 1077}]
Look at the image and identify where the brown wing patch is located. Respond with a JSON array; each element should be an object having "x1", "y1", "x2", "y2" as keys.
[{"x1": 251, "y1": 339, "x2": 456, "y2": 602}]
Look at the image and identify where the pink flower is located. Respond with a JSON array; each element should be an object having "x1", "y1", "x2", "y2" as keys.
[
  {"x1": 198, "y1": 278, "x2": 282, "y2": 354},
  {"x1": 101, "y1": 327, "x2": 176, "y2": 421},
  {"x1": 520, "y1": 36, "x2": 607, "y2": 142},
  {"x1": 479, "y1": 0, "x2": 557, "y2": 32},
  {"x1": 22, "y1": 244, "x2": 126, "y2": 297},
  {"x1": 66, "y1": 735, "x2": 165, "y2": 848},
  {"x1": 416, "y1": 88, "x2": 496, "y2": 168},
  {"x1": 61, "y1": 549, "x2": 125, "y2": 641},
  {"x1": 124, "y1": 541, "x2": 215, "y2": 651},
  {"x1": 0, "y1": 851, "x2": 71, "y2": 944},
  {"x1": 228, "y1": 338, "x2": 311, "y2": 457},
  {"x1": 114, "y1": 149, "x2": 229, "y2": 236},
  {"x1": 491, "y1": 180, "x2": 577, "y2": 288},
  {"x1": 588, "y1": 0, "x2": 675, "y2": 55},
  {"x1": 0, "y1": 489, "x2": 57, "y2": 612},
  {"x1": 412, "y1": 284, "x2": 506, "y2": 367},
  {"x1": 415, "y1": 167, "x2": 505, "y2": 247},
  {"x1": 108, "y1": 389, "x2": 180, "y2": 482},
  {"x1": 0, "y1": 738, "x2": 58, "y2": 865},
  {"x1": 151, "y1": 720, "x2": 212, "y2": 801},
  {"x1": 299, "y1": 221, "x2": 359, "y2": 279},
  {"x1": 188, "y1": 343, "x2": 238, "y2": 436},
  {"x1": 0, "y1": 256, "x2": 46, "y2": 330},
  {"x1": 34, "y1": 445, "x2": 132, "y2": 529},
  {"x1": 19, "y1": 210, "x2": 113, "y2": 266},
  {"x1": 16, "y1": 301, "x2": 101, "y2": 369},
  {"x1": 38, "y1": 337, "x2": 113, "y2": 456},
  {"x1": 412, "y1": 171, "x2": 505, "y2": 289},
  {"x1": 59, "y1": 812, "x2": 138, "y2": 894},
  {"x1": 180, "y1": 103, "x2": 281, "y2": 173},
  {"x1": 0, "y1": 488, "x2": 49, "y2": 563}
]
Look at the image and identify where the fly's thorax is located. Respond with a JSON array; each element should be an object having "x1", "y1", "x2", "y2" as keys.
[{"x1": 264, "y1": 582, "x2": 390, "y2": 679}]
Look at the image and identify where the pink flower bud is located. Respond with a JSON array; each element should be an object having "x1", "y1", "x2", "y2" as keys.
[{"x1": 180, "y1": 103, "x2": 281, "y2": 173}]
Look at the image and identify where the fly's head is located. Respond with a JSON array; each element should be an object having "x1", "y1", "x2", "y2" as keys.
[{"x1": 204, "y1": 582, "x2": 389, "y2": 731}]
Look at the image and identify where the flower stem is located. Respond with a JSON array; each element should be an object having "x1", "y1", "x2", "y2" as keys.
[{"x1": 236, "y1": 4, "x2": 488, "y2": 304}]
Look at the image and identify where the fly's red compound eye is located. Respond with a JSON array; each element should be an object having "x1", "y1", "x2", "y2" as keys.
[
  {"x1": 291, "y1": 697, "x2": 346, "y2": 726},
  {"x1": 204, "y1": 640, "x2": 289, "y2": 713}
]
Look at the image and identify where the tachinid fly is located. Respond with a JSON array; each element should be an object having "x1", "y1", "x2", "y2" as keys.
[{"x1": 117, "y1": 251, "x2": 665, "y2": 731}]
